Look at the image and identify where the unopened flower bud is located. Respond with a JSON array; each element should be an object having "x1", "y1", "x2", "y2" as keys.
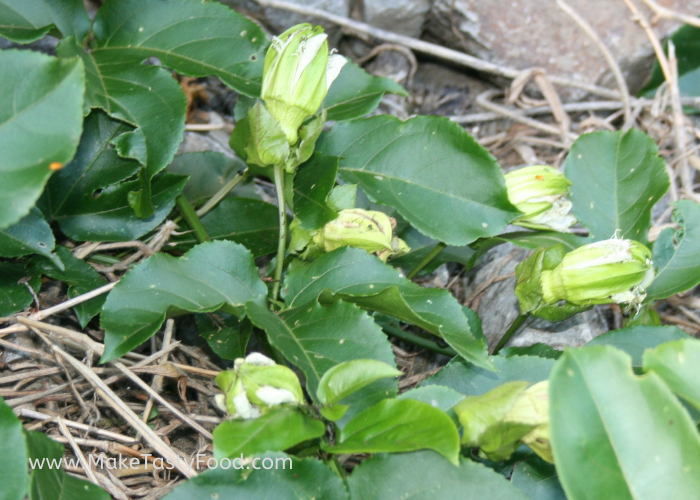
[
  {"x1": 541, "y1": 235, "x2": 654, "y2": 306},
  {"x1": 262, "y1": 23, "x2": 346, "y2": 145},
  {"x1": 505, "y1": 165, "x2": 576, "y2": 232},
  {"x1": 503, "y1": 381, "x2": 553, "y2": 463},
  {"x1": 215, "y1": 353, "x2": 304, "y2": 419}
]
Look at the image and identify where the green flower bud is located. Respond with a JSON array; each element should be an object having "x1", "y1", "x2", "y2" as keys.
[
  {"x1": 215, "y1": 352, "x2": 304, "y2": 419},
  {"x1": 505, "y1": 165, "x2": 576, "y2": 232},
  {"x1": 503, "y1": 381, "x2": 552, "y2": 463},
  {"x1": 541, "y1": 235, "x2": 654, "y2": 306},
  {"x1": 262, "y1": 23, "x2": 346, "y2": 145}
]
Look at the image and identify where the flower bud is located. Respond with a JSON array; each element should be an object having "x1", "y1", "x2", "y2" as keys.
[
  {"x1": 503, "y1": 381, "x2": 553, "y2": 463},
  {"x1": 505, "y1": 165, "x2": 576, "y2": 232},
  {"x1": 215, "y1": 352, "x2": 304, "y2": 419},
  {"x1": 541, "y1": 235, "x2": 654, "y2": 306},
  {"x1": 262, "y1": 23, "x2": 346, "y2": 145}
]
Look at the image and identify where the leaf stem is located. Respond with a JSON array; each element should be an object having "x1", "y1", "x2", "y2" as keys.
[
  {"x1": 492, "y1": 313, "x2": 529, "y2": 355},
  {"x1": 176, "y1": 195, "x2": 211, "y2": 243},
  {"x1": 406, "y1": 242, "x2": 447, "y2": 279},
  {"x1": 383, "y1": 323, "x2": 457, "y2": 357},
  {"x1": 272, "y1": 164, "x2": 287, "y2": 301},
  {"x1": 196, "y1": 169, "x2": 248, "y2": 218}
]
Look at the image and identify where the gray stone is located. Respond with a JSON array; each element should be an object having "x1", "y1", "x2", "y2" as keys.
[
  {"x1": 426, "y1": 0, "x2": 700, "y2": 99},
  {"x1": 464, "y1": 243, "x2": 608, "y2": 351},
  {"x1": 263, "y1": 0, "x2": 349, "y2": 36},
  {"x1": 364, "y1": 0, "x2": 431, "y2": 37}
]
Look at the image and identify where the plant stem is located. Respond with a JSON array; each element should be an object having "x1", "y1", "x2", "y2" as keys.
[
  {"x1": 383, "y1": 323, "x2": 457, "y2": 357},
  {"x1": 196, "y1": 169, "x2": 248, "y2": 217},
  {"x1": 492, "y1": 313, "x2": 529, "y2": 355},
  {"x1": 176, "y1": 195, "x2": 211, "y2": 243},
  {"x1": 272, "y1": 164, "x2": 287, "y2": 300},
  {"x1": 406, "y1": 242, "x2": 447, "y2": 279}
]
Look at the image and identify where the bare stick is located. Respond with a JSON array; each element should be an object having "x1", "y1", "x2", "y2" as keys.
[
  {"x1": 56, "y1": 417, "x2": 100, "y2": 485},
  {"x1": 142, "y1": 319, "x2": 174, "y2": 425},
  {"x1": 639, "y1": 0, "x2": 700, "y2": 28},
  {"x1": 557, "y1": 0, "x2": 632, "y2": 128},
  {"x1": 16, "y1": 408, "x2": 138, "y2": 444},
  {"x1": 17, "y1": 317, "x2": 104, "y2": 356},
  {"x1": 255, "y1": 0, "x2": 620, "y2": 99},
  {"x1": 668, "y1": 41, "x2": 694, "y2": 198}
]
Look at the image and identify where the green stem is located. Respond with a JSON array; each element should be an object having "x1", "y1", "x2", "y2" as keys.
[
  {"x1": 406, "y1": 242, "x2": 447, "y2": 279},
  {"x1": 176, "y1": 195, "x2": 211, "y2": 243},
  {"x1": 196, "y1": 169, "x2": 248, "y2": 218},
  {"x1": 272, "y1": 164, "x2": 287, "y2": 301},
  {"x1": 383, "y1": 323, "x2": 457, "y2": 357},
  {"x1": 492, "y1": 313, "x2": 529, "y2": 355}
]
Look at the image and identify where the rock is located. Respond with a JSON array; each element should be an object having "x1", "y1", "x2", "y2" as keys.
[
  {"x1": 266, "y1": 0, "x2": 349, "y2": 37},
  {"x1": 464, "y1": 243, "x2": 608, "y2": 351},
  {"x1": 425, "y1": 0, "x2": 700, "y2": 99},
  {"x1": 363, "y1": 0, "x2": 431, "y2": 37}
]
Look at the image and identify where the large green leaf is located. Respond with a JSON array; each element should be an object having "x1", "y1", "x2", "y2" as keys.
[
  {"x1": 292, "y1": 154, "x2": 340, "y2": 230},
  {"x1": 0, "y1": 208, "x2": 61, "y2": 267},
  {"x1": 195, "y1": 312, "x2": 251, "y2": 360},
  {"x1": 164, "y1": 452, "x2": 348, "y2": 500},
  {"x1": 549, "y1": 346, "x2": 700, "y2": 500},
  {"x1": 0, "y1": 49, "x2": 84, "y2": 229},
  {"x1": 347, "y1": 451, "x2": 527, "y2": 500},
  {"x1": 323, "y1": 61, "x2": 408, "y2": 121},
  {"x1": 510, "y1": 456, "x2": 566, "y2": 500},
  {"x1": 100, "y1": 241, "x2": 266, "y2": 362},
  {"x1": 644, "y1": 338, "x2": 700, "y2": 411},
  {"x1": 0, "y1": 262, "x2": 39, "y2": 317},
  {"x1": 564, "y1": 129, "x2": 669, "y2": 243},
  {"x1": 172, "y1": 198, "x2": 279, "y2": 257},
  {"x1": 646, "y1": 201, "x2": 700, "y2": 299},
  {"x1": 326, "y1": 398, "x2": 460, "y2": 465},
  {"x1": 421, "y1": 355, "x2": 555, "y2": 396},
  {"x1": 167, "y1": 152, "x2": 246, "y2": 206},
  {"x1": 25, "y1": 431, "x2": 110, "y2": 500},
  {"x1": 0, "y1": 0, "x2": 89, "y2": 43},
  {"x1": 283, "y1": 247, "x2": 491, "y2": 369},
  {"x1": 246, "y1": 298, "x2": 397, "y2": 409},
  {"x1": 587, "y1": 325, "x2": 689, "y2": 368},
  {"x1": 29, "y1": 247, "x2": 107, "y2": 327},
  {"x1": 315, "y1": 115, "x2": 520, "y2": 246},
  {"x1": 0, "y1": 396, "x2": 28, "y2": 500},
  {"x1": 213, "y1": 408, "x2": 325, "y2": 459}
]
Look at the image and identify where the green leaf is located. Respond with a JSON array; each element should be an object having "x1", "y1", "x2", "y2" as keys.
[
  {"x1": 213, "y1": 408, "x2": 324, "y2": 459},
  {"x1": 421, "y1": 355, "x2": 555, "y2": 396},
  {"x1": 389, "y1": 226, "x2": 476, "y2": 275},
  {"x1": 396, "y1": 385, "x2": 465, "y2": 426},
  {"x1": 317, "y1": 359, "x2": 402, "y2": 407},
  {"x1": 30, "y1": 247, "x2": 107, "y2": 327},
  {"x1": 315, "y1": 115, "x2": 519, "y2": 246},
  {"x1": 195, "y1": 312, "x2": 251, "y2": 360},
  {"x1": 347, "y1": 451, "x2": 527, "y2": 500},
  {"x1": 0, "y1": 0, "x2": 90, "y2": 42},
  {"x1": 644, "y1": 338, "x2": 700, "y2": 411},
  {"x1": 0, "y1": 49, "x2": 84, "y2": 229},
  {"x1": 549, "y1": 346, "x2": 700, "y2": 500},
  {"x1": 0, "y1": 208, "x2": 61, "y2": 268},
  {"x1": 500, "y1": 343, "x2": 562, "y2": 360},
  {"x1": 167, "y1": 152, "x2": 246, "y2": 206},
  {"x1": 493, "y1": 230, "x2": 586, "y2": 252},
  {"x1": 0, "y1": 262, "x2": 39, "y2": 316},
  {"x1": 163, "y1": 452, "x2": 348, "y2": 500},
  {"x1": 323, "y1": 61, "x2": 408, "y2": 121},
  {"x1": 292, "y1": 154, "x2": 340, "y2": 230},
  {"x1": 587, "y1": 325, "x2": 689, "y2": 369},
  {"x1": 172, "y1": 198, "x2": 279, "y2": 257},
  {"x1": 283, "y1": 247, "x2": 492, "y2": 369},
  {"x1": 326, "y1": 398, "x2": 461, "y2": 465},
  {"x1": 327, "y1": 183, "x2": 357, "y2": 211},
  {"x1": 25, "y1": 431, "x2": 110, "y2": 500},
  {"x1": 510, "y1": 456, "x2": 566, "y2": 500},
  {"x1": 0, "y1": 396, "x2": 28, "y2": 500},
  {"x1": 100, "y1": 241, "x2": 266, "y2": 362},
  {"x1": 647, "y1": 201, "x2": 700, "y2": 299},
  {"x1": 52, "y1": 173, "x2": 187, "y2": 242},
  {"x1": 246, "y1": 298, "x2": 397, "y2": 408},
  {"x1": 564, "y1": 129, "x2": 669, "y2": 243}
]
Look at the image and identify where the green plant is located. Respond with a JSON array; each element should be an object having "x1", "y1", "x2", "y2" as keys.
[{"x1": 3, "y1": 1, "x2": 700, "y2": 499}]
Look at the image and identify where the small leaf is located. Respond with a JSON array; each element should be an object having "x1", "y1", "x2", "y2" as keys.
[
  {"x1": 0, "y1": 50, "x2": 84, "y2": 229},
  {"x1": 550, "y1": 346, "x2": 700, "y2": 499},
  {"x1": 323, "y1": 61, "x2": 408, "y2": 121},
  {"x1": 647, "y1": 200, "x2": 700, "y2": 299},
  {"x1": 587, "y1": 325, "x2": 690, "y2": 369},
  {"x1": 564, "y1": 129, "x2": 669, "y2": 243},
  {"x1": 195, "y1": 313, "x2": 251, "y2": 360},
  {"x1": 326, "y1": 398, "x2": 460, "y2": 465},
  {"x1": 389, "y1": 226, "x2": 476, "y2": 275},
  {"x1": 0, "y1": 396, "x2": 28, "y2": 500},
  {"x1": 317, "y1": 359, "x2": 402, "y2": 406},
  {"x1": 101, "y1": 241, "x2": 267, "y2": 362},
  {"x1": 164, "y1": 452, "x2": 348, "y2": 500},
  {"x1": 0, "y1": 262, "x2": 40, "y2": 316},
  {"x1": 500, "y1": 344, "x2": 562, "y2": 360},
  {"x1": 493, "y1": 230, "x2": 586, "y2": 252},
  {"x1": 292, "y1": 154, "x2": 340, "y2": 230},
  {"x1": 315, "y1": 115, "x2": 519, "y2": 246},
  {"x1": 167, "y1": 151, "x2": 246, "y2": 206},
  {"x1": 213, "y1": 408, "x2": 324, "y2": 459},
  {"x1": 346, "y1": 451, "x2": 527, "y2": 500},
  {"x1": 396, "y1": 385, "x2": 465, "y2": 426},
  {"x1": 0, "y1": 208, "x2": 61, "y2": 268},
  {"x1": 0, "y1": 0, "x2": 90, "y2": 42},
  {"x1": 643, "y1": 338, "x2": 700, "y2": 411}
]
